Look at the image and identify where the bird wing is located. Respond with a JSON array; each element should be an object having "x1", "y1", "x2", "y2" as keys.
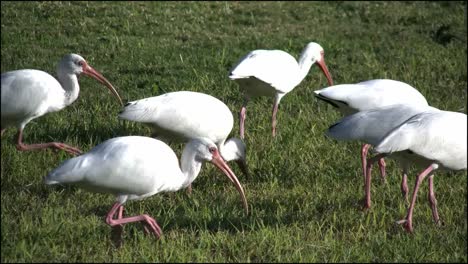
[
  {"x1": 326, "y1": 104, "x2": 435, "y2": 145},
  {"x1": 229, "y1": 50, "x2": 300, "y2": 92},
  {"x1": 314, "y1": 80, "x2": 428, "y2": 114},
  {"x1": 1, "y1": 70, "x2": 64, "y2": 127},
  {"x1": 118, "y1": 91, "x2": 233, "y2": 143},
  {"x1": 45, "y1": 136, "x2": 181, "y2": 196},
  {"x1": 374, "y1": 110, "x2": 467, "y2": 170},
  {"x1": 374, "y1": 112, "x2": 432, "y2": 154}
]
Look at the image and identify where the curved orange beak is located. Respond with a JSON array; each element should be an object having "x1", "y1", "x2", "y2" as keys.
[
  {"x1": 82, "y1": 62, "x2": 123, "y2": 106},
  {"x1": 317, "y1": 51, "x2": 334, "y2": 86},
  {"x1": 211, "y1": 150, "x2": 249, "y2": 215}
]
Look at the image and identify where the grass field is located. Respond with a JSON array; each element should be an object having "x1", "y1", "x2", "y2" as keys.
[{"x1": 1, "y1": 1, "x2": 467, "y2": 262}]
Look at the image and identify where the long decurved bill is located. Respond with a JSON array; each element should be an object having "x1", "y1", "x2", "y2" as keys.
[
  {"x1": 211, "y1": 150, "x2": 249, "y2": 214},
  {"x1": 317, "y1": 51, "x2": 334, "y2": 86},
  {"x1": 83, "y1": 63, "x2": 124, "y2": 106}
]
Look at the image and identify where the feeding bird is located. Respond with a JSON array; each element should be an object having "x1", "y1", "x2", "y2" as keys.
[
  {"x1": 327, "y1": 104, "x2": 439, "y2": 208},
  {"x1": 1, "y1": 53, "x2": 123, "y2": 155},
  {"x1": 372, "y1": 109, "x2": 466, "y2": 233},
  {"x1": 315, "y1": 79, "x2": 429, "y2": 205},
  {"x1": 118, "y1": 91, "x2": 248, "y2": 192},
  {"x1": 229, "y1": 42, "x2": 333, "y2": 139},
  {"x1": 45, "y1": 136, "x2": 249, "y2": 239}
]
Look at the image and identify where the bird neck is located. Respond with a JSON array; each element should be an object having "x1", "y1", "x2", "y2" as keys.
[
  {"x1": 179, "y1": 146, "x2": 203, "y2": 188},
  {"x1": 296, "y1": 48, "x2": 317, "y2": 85},
  {"x1": 58, "y1": 72, "x2": 80, "y2": 107}
]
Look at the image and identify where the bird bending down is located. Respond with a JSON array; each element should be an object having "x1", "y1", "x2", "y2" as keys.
[
  {"x1": 229, "y1": 42, "x2": 333, "y2": 139},
  {"x1": 45, "y1": 136, "x2": 249, "y2": 240},
  {"x1": 327, "y1": 104, "x2": 439, "y2": 209},
  {"x1": 315, "y1": 79, "x2": 429, "y2": 201},
  {"x1": 372, "y1": 109, "x2": 467, "y2": 233},
  {"x1": 118, "y1": 91, "x2": 248, "y2": 192},
  {"x1": 1, "y1": 54, "x2": 123, "y2": 155}
]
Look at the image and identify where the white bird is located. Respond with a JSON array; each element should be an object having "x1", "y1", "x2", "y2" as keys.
[
  {"x1": 45, "y1": 136, "x2": 249, "y2": 239},
  {"x1": 314, "y1": 79, "x2": 429, "y2": 206},
  {"x1": 327, "y1": 104, "x2": 439, "y2": 209},
  {"x1": 1, "y1": 54, "x2": 123, "y2": 155},
  {"x1": 229, "y1": 42, "x2": 333, "y2": 139},
  {"x1": 118, "y1": 91, "x2": 248, "y2": 192},
  {"x1": 372, "y1": 109, "x2": 467, "y2": 233}
]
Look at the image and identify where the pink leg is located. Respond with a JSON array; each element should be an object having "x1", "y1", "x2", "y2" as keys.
[
  {"x1": 364, "y1": 153, "x2": 387, "y2": 209},
  {"x1": 106, "y1": 202, "x2": 162, "y2": 238},
  {"x1": 111, "y1": 205, "x2": 125, "y2": 245},
  {"x1": 428, "y1": 174, "x2": 440, "y2": 225},
  {"x1": 239, "y1": 106, "x2": 247, "y2": 139},
  {"x1": 396, "y1": 164, "x2": 438, "y2": 233},
  {"x1": 378, "y1": 158, "x2": 387, "y2": 183},
  {"x1": 186, "y1": 184, "x2": 193, "y2": 195},
  {"x1": 15, "y1": 129, "x2": 82, "y2": 156},
  {"x1": 271, "y1": 102, "x2": 279, "y2": 137},
  {"x1": 1, "y1": 128, "x2": 6, "y2": 137},
  {"x1": 401, "y1": 169, "x2": 409, "y2": 203},
  {"x1": 361, "y1": 144, "x2": 371, "y2": 188}
]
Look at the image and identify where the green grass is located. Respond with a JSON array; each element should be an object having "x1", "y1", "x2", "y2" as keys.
[{"x1": 1, "y1": 1, "x2": 467, "y2": 262}]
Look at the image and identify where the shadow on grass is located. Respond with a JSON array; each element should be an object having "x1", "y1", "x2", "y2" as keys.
[{"x1": 0, "y1": 121, "x2": 127, "y2": 152}]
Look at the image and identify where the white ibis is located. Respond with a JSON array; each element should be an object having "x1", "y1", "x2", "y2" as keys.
[
  {"x1": 372, "y1": 109, "x2": 467, "y2": 233},
  {"x1": 1, "y1": 54, "x2": 123, "y2": 155},
  {"x1": 314, "y1": 79, "x2": 429, "y2": 203},
  {"x1": 229, "y1": 42, "x2": 333, "y2": 139},
  {"x1": 45, "y1": 136, "x2": 249, "y2": 239},
  {"x1": 327, "y1": 104, "x2": 439, "y2": 209},
  {"x1": 118, "y1": 91, "x2": 248, "y2": 187}
]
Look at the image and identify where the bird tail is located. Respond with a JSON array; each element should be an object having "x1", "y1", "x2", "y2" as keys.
[
  {"x1": 314, "y1": 91, "x2": 341, "y2": 108},
  {"x1": 118, "y1": 100, "x2": 154, "y2": 122}
]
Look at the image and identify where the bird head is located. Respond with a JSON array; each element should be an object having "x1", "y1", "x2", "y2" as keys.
[
  {"x1": 58, "y1": 54, "x2": 123, "y2": 106},
  {"x1": 302, "y1": 42, "x2": 334, "y2": 86},
  {"x1": 187, "y1": 138, "x2": 249, "y2": 214}
]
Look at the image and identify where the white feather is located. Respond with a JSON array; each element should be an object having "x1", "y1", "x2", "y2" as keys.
[{"x1": 375, "y1": 110, "x2": 467, "y2": 170}]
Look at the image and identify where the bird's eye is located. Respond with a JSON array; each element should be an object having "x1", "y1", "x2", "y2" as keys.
[
  {"x1": 208, "y1": 147, "x2": 216, "y2": 154},
  {"x1": 77, "y1": 61, "x2": 84, "y2": 67}
]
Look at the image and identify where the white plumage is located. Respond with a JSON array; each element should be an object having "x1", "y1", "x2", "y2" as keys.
[
  {"x1": 118, "y1": 91, "x2": 248, "y2": 182},
  {"x1": 315, "y1": 79, "x2": 429, "y2": 207},
  {"x1": 373, "y1": 109, "x2": 467, "y2": 232},
  {"x1": 229, "y1": 42, "x2": 333, "y2": 138},
  {"x1": 327, "y1": 104, "x2": 439, "y2": 208},
  {"x1": 314, "y1": 79, "x2": 428, "y2": 116},
  {"x1": 1, "y1": 54, "x2": 123, "y2": 155},
  {"x1": 45, "y1": 136, "x2": 249, "y2": 239},
  {"x1": 375, "y1": 110, "x2": 467, "y2": 170}
]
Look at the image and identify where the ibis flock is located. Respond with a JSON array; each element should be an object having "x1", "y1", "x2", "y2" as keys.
[{"x1": 1, "y1": 41, "x2": 466, "y2": 241}]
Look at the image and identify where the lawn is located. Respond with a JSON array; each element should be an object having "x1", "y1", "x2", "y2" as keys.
[{"x1": 1, "y1": 1, "x2": 467, "y2": 262}]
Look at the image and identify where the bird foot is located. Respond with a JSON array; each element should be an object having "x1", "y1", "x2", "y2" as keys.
[
  {"x1": 360, "y1": 197, "x2": 371, "y2": 211},
  {"x1": 17, "y1": 142, "x2": 83, "y2": 156},
  {"x1": 54, "y1": 143, "x2": 83, "y2": 156},
  {"x1": 361, "y1": 203, "x2": 371, "y2": 212},
  {"x1": 434, "y1": 218, "x2": 444, "y2": 227},
  {"x1": 142, "y1": 222, "x2": 160, "y2": 239},
  {"x1": 396, "y1": 219, "x2": 413, "y2": 233},
  {"x1": 141, "y1": 215, "x2": 162, "y2": 239}
]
